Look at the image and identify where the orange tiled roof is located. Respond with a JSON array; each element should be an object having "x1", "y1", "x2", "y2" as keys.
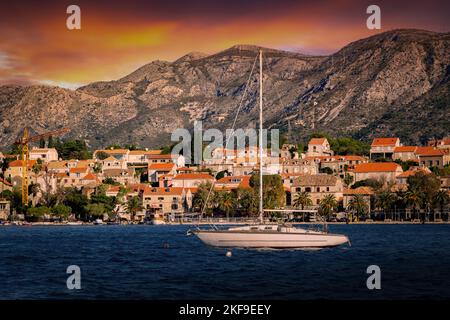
[
  {"x1": 8, "y1": 159, "x2": 37, "y2": 168},
  {"x1": 371, "y1": 138, "x2": 399, "y2": 146},
  {"x1": 83, "y1": 173, "x2": 98, "y2": 180},
  {"x1": 394, "y1": 146, "x2": 417, "y2": 152},
  {"x1": 217, "y1": 175, "x2": 251, "y2": 188},
  {"x1": 69, "y1": 167, "x2": 88, "y2": 174},
  {"x1": 143, "y1": 186, "x2": 184, "y2": 196},
  {"x1": 173, "y1": 173, "x2": 214, "y2": 180},
  {"x1": 148, "y1": 163, "x2": 175, "y2": 171},
  {"x1": 353, "y1": 162, "x2": 401, "y2": 173},
  {"x1": 416, "y1": 147, "x2": 447, "y2": 157},
  {"x1": 308, "y1": 138, "x2": 327, "y2": 145}
]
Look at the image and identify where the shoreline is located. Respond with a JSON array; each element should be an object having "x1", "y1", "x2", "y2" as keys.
[{"x1": 1, "y1": 221, "x2": 449, "y2": 226}]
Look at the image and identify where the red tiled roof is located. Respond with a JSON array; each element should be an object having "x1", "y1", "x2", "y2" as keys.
[
  {"x1": 83, "y1": 173, "x2": 98, "y2": 180},
  {"x1": 143, "y1": 186, "x2": 184, "y2": 196},
  {"x1": 371, "y1": 138, "x2": 399, "y2": 146},
  {"x1": 8, "y1": 159, "x2": 37, "y2": 168},
  {"x1": 69, "y1": 167, "x2": 88, "y2": 174},
  {"x1": 308, "y1": 138, "x2": 327, "y2": 145},
  {"x1": 217, "y1": 175, "x2": 251, "y2": 188},
  {"x1": 397, "y1": 168, "x2": 430, "y2": 178},
  {"x1": 416, "y1": 147, "x2": 448, "y2": 157},
  {"x1": 148, "y1": 163, "x2": 175, "y2": 171},
  {"x1": 353, "y1": 162, "x2": 401, "y2": 173},
  {"x1": 394, "y1": 146, "x2": 417, "y2": 152}
]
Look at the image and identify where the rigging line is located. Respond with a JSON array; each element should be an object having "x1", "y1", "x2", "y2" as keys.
[{"x1": 197, "y1": 53, "x2": 259, "y2": 230}]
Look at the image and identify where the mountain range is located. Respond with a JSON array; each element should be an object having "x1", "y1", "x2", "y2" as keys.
[{"x1": 0, "y1": 29, "x2": 448, "y2": 150}]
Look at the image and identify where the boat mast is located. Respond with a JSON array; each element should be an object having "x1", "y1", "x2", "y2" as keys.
[{"x1": 259, "y1": 49, "x2": 263, "y2": 224}]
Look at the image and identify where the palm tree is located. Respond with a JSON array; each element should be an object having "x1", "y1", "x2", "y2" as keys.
[
  {"x1": 293, "y1": 191, "x2": 313, "y2": 210},
  {"x1": 217, "y1": 191, "x2": 236, "y2": 219},
  {"x1": 376, "y1": 190, "x2": 396, "y2": 220},
  {"x1": 319, "y1": 194, "x2": 338, "y2": 221},
  {"x1": 433, "y1": 190, "x2": 450, "y2": 221},
  {"x1": 293, "y1": 191, "x2": 312, "y2": 221},
  {"x1": 405, "y1": 188, "x2": 422, "y2": 221},
  {"x1": 347, "y1": 194, "x2": 368, "y2": 221},
  {"x1": 125, "y1": 196, "x2": 142, "y2": 222}
]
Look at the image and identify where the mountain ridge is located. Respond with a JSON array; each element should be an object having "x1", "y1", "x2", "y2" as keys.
[{"x1": 0, "y1": 28, "x2": 448, "y2": 150}]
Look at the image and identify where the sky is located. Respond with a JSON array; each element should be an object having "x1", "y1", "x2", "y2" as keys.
[{"x1": 0, "y1": 0, "x2": 448, "y2": 89}]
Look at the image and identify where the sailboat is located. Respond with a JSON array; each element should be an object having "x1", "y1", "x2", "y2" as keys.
[{"x1": 189, "y1": 50, "x2": 350, "y2": 249}]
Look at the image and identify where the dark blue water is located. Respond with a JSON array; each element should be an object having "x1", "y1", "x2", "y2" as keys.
[{"x1": 0, "y1": 224, "x2": 449, "y2": 299}]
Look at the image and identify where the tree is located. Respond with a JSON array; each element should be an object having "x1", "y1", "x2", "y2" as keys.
[
  {"x1": 407, "y1": 172, "x2": 441, "y2": 221},
  {"x1": 39, "y1": 137, "x2": 46, "y2": 148},
  {"x1": 125, "y1": 196, "x2": 143, "y2": 222},
  {"x1": 236, "y1": 187, "x2": 258, "y2": 216},
  {"x1": 347, "y1": 194, "x2": 368, "y2": 221},
  {"x1": 319, "y1": 194, "x2": 338, "y2": 221},
  {"x1": 95, "y1": 151, "x2": 109, "y2": 160},
  {"x1": 376, "y1": 190, "x2": 396, "y2": 220},
  {"x1": 193, "y1": 182, "x2": 215, "y2": 215},
  {"x1": 319, "y1": 167, "x2": 334, "y2": 175},
  {"x1": 433, "y1": 190, "x2": 450, "y2": 221},
  {"x1": 343, "y1": 174, "x2": 354, "y2": 187},
  {"x1": 26, "y1": 206, "x2": 51, "y2": 222},
  {"x1": 216, "y1": 191, "x2": 236, "y2": 218},
  {"x1": 84, "y1": 203, "x2": 107, "y2": 221},
  {"x1": 250, "y1": 174, "x2": 285, "y2": 209},
  {"x1": 63, "y1": 188, "x2": 89, "y2": 220},
  {"x1": 51, "y1": 204, "x2": 72, "y2": 221},
  {"x1": 293, "y1": 191, "x2": 312, "y2": 210},
  {"x1": 405, "y1": 188, "x2": 422, "y2": 221}
]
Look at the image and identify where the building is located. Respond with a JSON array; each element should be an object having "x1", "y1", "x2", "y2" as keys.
[
  {"x1": 0, "y1": 199, "x2": 10, "y2": 220},
  {"x1": 306, "y1": 138, "x2": 333, "y2": 157},
  {"x1": 148, "y1": 163, "x2": 177, "y2": 183},
  {"x1": 103, "y1": 169, "x2": 138, "y2": 185},
  {"x1": 343, "y1": 187, "x2": 374, "y2": 212},
  {"x1": 396, "y1": 167, "x2": 431, "y2": 186},
  {"x1": 291, "y1": 174, "x2": 344, "y2": 207},
  {"x1": 5, "y1": 159, "x2": 37, "y2": 184},
  {"x1": 0, "y1": 177, "x2": 13, "y2": 193},
  {"x1": 29, "y1": 148, "x2": 59, "y2": 163},
  {"x1": 304, "y1": 155, "x2": 367, "y2": 177},
  {"x1": 102, "y1": 157, "x2": 127, "y2": 171},
  {"x1": 351, "y1": 162, "x2": 403, "y2": 183},
  {"x1": 281, "y1": 159, "x2": 318, "y2": 175},
  {"x1": 416, "y1": 147, "x2": 450, "y2": 168},
  {"x1": 93, "y1": 149, "x2": 130, "y2": 162},
  {"x1": 142, "y1": 186, "x2": 192, "y2": 215},
  {"x1": 392, "y1": 146, "x2": 418, "y2": 162},
  {"x1": 171, "y1": 173, "x2": 214, "y2": 188},
  {"x1": 127, "y1": 149, "x2": 163, "y2": 164},
  {"x1": 370, "y1": 138, "x2": 401, "y2": 160},
  {"x1": 215, "y1": 175, "x2": 251, "y2": 190}
]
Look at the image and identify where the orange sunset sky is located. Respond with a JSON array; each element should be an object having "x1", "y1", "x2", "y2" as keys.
[{"x1": 0, "y1": 0, "x2": 449, "y2": 88}]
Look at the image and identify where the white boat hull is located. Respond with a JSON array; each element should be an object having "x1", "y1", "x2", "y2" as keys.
[{"x1": 193, "y1": 226, "x2": 349, "y2": 248}]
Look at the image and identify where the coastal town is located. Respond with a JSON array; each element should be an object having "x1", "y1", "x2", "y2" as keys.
[{"x1": 0, "y1": 135, "x2": 449, "y2": 225}]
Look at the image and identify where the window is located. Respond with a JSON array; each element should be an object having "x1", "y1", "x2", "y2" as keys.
[
  {"x1": 171, "y1": 204, "x2": 178, "y2": 210},
  {"x1": 316, "y1": 199, "x2": 320, "y2": 204},
  {"x1": 158, "y1": 197, "x2": 164, "y2": 201},
  {"x1": 326, "y1": 187, "x2": 330, "y2": 192},
  {"x1": 305, "y1": 187, "x2": 311, "y2": 192},
  {"x1": 316, "y1": 187, "x2": 320, "y2": 192}
]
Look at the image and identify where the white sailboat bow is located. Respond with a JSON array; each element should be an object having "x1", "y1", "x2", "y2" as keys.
[{"x1": 189, "y1": 50, "x2": 350, "y2": 249}]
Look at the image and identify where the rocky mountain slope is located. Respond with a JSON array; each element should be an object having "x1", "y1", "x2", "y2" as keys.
[{"x1": 0, "y1": 29, "x2": 448, "y2": 150}]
